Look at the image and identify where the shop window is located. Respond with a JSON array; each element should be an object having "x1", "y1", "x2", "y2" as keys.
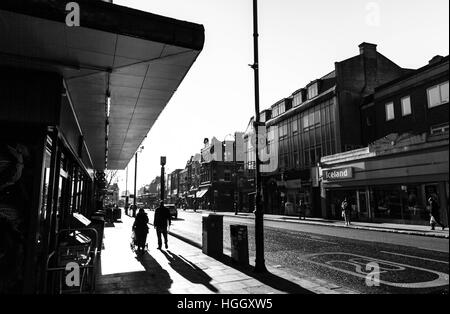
[
  {"x1": 427, "y1": 81, "x2": 449, "y2": 108},
  {"x1": 293, "y1": 151, "x2": 300, "y2": 168}
]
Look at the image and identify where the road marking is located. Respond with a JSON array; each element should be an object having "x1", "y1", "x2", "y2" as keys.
[
  {"x1": 305, "y1": 236, "x2": 338, "y2": 245},
  {"x1": 302, "y1": 252, "x2": 449, "y2": 289},
  {"x1": 380, "y1": 251, "x2": 449, "y2": 264}
]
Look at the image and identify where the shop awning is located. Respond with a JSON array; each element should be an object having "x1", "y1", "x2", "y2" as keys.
[
  {"x1": 196, "y1": 189, "x2": 209, "y2": 199},
  {"x1": 0, "y1": 0, "x2": 204, "y2": 170}
]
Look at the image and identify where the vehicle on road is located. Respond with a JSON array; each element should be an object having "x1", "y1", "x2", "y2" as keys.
[{"x1": 165, "y1": 204, "x2": 178, "y2": 219}]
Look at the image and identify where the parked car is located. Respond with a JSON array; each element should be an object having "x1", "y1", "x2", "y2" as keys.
[{"x1": 165, "y1": 204, "x2": 178, "y2": 219}]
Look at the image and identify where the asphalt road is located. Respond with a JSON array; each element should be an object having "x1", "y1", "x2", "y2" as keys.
[{"x1": 145, "y1": 209, "x2": 449, "y2": 294}]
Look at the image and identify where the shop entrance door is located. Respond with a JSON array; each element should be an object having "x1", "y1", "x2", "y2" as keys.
[{"x1": 357, "y1": 190, "x2": 369, "y2": 220}]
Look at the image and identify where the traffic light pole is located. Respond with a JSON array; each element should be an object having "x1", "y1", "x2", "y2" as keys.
[{"x1": 252, "y1": 0, "x2": 266, "y2": 273}]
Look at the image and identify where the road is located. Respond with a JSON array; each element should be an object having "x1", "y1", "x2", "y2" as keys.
[{"x1": 145, "y1": 209, "x2": 449, "y2": 294}]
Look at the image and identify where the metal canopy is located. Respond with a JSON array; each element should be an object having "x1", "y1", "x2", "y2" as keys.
[{"x1": 0, "y1": 0, "x2": 204, "y2": 170}]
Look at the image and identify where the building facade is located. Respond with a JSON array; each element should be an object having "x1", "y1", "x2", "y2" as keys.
[
  {"x1": 320, "y1": 55, "x2": 449, "y2": 225},
  {"x1": 198, "y1": 134, "x2": 245, "y2": 212},
  {"x1": 260, "y1": 43, "x2": 409, "y2": 217}
]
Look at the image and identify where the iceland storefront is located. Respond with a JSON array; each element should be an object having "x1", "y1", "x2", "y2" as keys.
[{"x1": 320, "y1": 132, "x2": 449, "y2": 226}]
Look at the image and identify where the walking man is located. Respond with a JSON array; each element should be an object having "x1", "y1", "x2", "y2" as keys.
[
  {"x1": 298, "y1": 200, "x2": 307, "y2": 220},
  {"x1": 154, "y1": 201, "x2": 171, "y2": 250}
]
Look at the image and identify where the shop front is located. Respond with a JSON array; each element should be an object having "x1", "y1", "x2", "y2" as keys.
[
  {"x1": 0, "y1": 0, "x2": 204, "y2": 294},
  {"x1": 320, "y1": 133, "x2": 449, "y2": 226},
  {"x1": 262, "y1": 169, "x2": 319, "y2": 217}
]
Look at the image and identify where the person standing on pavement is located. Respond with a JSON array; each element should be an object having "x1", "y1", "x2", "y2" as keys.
[
  {"x1": 428, "y1": 196, "x2": 446, "y2": 230},
  {"x1": 298, "y1": 200, "x2": 306, "y2": 220},
  {"x1": 341, "y1": 197, "x2": 351, "y2": 226},
  {"x1": 154, "y1": 201, "x2": 171, "y2": 250},
  {"x1": 132, "y1": 208, "x2": 149, "y2": 253}
]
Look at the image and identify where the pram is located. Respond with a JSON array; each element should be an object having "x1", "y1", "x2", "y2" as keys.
[{"x1": 130, "y1": 230, "x2": 148, "y2": 253}]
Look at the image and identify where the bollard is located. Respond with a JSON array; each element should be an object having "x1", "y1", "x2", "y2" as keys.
[
  {"x1": 202, "y1": 214, "x2": 223, "y2": 257},
  {"x1": 230, "y1": 225, "x2": 249, "y2": 266}
]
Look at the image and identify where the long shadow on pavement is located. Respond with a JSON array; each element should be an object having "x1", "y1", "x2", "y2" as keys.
[
  {"x1": 215, "y1": 254, "x2": 313, "y2": 294},
  {"x1": 160, "y1": 250, "x2": 219, "y2": 293},
  {"x1": 95, "y1": 252, "x2": 173, "y2": 294}
]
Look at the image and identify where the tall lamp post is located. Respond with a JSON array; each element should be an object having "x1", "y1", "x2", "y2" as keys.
[
  {"x1": 251, "y1": 0, "x2": 266, "y2": 273},
  {"x1": 160, "y1": 156, "x2": 166, "y2": 203},
  {"x1": 133, "y1": 145, "x2": 144, "y2": 217}
]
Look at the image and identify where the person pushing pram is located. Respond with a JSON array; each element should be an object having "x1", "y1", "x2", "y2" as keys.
[{"x1": 132, "y1": 208, "x2": 149, "y2": 253}]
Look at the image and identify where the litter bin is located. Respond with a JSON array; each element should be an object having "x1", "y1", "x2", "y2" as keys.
[
  {"x1": 89, "y1": 213, "x2": 105, "y2": 253},
  {"x1": 230, "y1": 225, "x2": 249, "y2": 266},
  {"x1": 202, "y1": 214, "x2": 223, "y2": 257}
]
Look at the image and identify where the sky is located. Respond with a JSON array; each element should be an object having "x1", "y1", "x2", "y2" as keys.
[{"x1": 113, "y1": 0, "x2": 449, "y2": 194}]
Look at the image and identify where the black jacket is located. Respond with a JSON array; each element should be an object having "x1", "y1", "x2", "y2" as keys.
[
  {"x1": 133, "y1": 212, "x2": 149, "y2": 234},
  {"x1": 154, "y1": 206, "x2": 171, "y2": 229}
]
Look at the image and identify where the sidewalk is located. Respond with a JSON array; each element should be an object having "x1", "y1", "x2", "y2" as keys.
[
  {"x1": 95, "y1": 213, "x2": 355, "y2": 294},
  {"x1": 190, "y1": 210, "x2": 449, "y2": 239}
]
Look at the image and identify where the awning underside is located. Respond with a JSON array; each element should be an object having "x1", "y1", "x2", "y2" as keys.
[
  {"x1": 196, "y1": 189, "x2": 209, "y2": 198},
  {"x1": 0, "y1": 1, "x2": 203, "y2": 170}
]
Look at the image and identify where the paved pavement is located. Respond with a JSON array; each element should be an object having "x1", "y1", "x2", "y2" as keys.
[
  {"x1": 189, "y1": 209, "x2": 449, "y2": 239},
  {"x1": 95, "y1": 213, "x2": 355, "y2": 294}
]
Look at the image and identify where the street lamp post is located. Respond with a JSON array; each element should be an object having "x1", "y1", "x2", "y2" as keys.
[
  {"x1": 133, "y1": 146, "x2": 144, "y2": 217},
  {"x1": 125, "y1": 165, "x2": 129, "y2": 214},
  {"x1": 160, "y1": 156, "x2": 166, "y2": 203},
  {"x1": 251, "y1": 0, "x2": 266, "y2": 273}
]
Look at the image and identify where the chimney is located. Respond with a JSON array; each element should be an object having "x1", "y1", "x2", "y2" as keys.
[
  {"x1": 429, "y1": 55, "x2": 444, "y2": 65},
  {"x1": 359, "y1": 42, "x2": 378, "y2": 58}
]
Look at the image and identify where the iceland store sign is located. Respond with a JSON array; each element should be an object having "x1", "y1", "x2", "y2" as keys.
[{"x1": 324, "y1": 167, "x2": 353, "y2": 181}]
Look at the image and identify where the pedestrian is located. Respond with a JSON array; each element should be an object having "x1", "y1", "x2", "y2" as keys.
[
  {"x1": 154, "y1": 201, "x2": 171, "y2": 250},
  {"x1": 298, "y1": 200, "x2": 306, "y2": 220},
  {"x1": 428, "y1": 196, "x2": 446, "y2": 231},
  {"x1": 341, "y1": 197, "x2": 351, "y2": 226},
  {"x1": 132, "y1": 208, "x2": 149, "y2": 253}
]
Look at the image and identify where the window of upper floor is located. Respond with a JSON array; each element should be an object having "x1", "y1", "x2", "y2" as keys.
[
  {"x1": 278, "y1": 123, "x2": 288, "y2": 139},
  {"x1": 292, "y1": 119, "x2": 298, "y2": 134},
  {"x1": 430, "y1": 123, "x2": 449, "y2": 135},
  {"x1": 293, "y1": 92, "x2": 303, "y2": 107},
  {"x1": 401, "y1": 96, "x2": 412, "y2": 116},
  {"x1": 279, "y1": 102, "x2": 286, "y2": 114},
  {"x1": 307, "y1": 83, "x2": 318, "y2": 100},
  {"x1": 385, "y1": 102, "x2": 395, "y2": 121},
  {"x1": 272, "y1": 105, "x2": 279, "y2": 118},
  {"x1": 427, "y1": 81, "x2": 449, "y2": 108}
]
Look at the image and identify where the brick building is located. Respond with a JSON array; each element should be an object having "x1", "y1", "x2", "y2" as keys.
[{"x1": 259, "y1": 43, "x2": 410, "y2": 217}]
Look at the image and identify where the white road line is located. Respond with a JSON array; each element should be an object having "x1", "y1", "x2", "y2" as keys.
[
  {"x1": 381, "y1": 251, "x2": 449, "y2": 264},
  {"x1": 304, "y1": 236, "x2": 338, "y2": 245}
]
